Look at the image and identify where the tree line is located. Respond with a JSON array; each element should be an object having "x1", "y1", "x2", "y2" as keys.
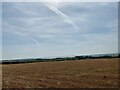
[{"x1": 1, "y1": 53, "x2": 120, "y2": 64}]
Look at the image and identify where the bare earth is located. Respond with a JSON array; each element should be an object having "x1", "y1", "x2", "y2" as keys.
[{"x1": 2, "y1": 58, "x2": 119, "y2": 88}]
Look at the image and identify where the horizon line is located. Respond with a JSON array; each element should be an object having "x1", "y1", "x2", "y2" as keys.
[{"x1": 2, "y1": 52, "x2": 119, "y2": 61}]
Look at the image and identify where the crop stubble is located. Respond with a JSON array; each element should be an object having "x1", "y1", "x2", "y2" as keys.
[{"x1": 2, "y1": 58, "x2": 119, "y2": 88}]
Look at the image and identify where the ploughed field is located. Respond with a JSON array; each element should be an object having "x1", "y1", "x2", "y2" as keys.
[{"x1": 2, "y1": 58, "x2": 119, "y2": 88}]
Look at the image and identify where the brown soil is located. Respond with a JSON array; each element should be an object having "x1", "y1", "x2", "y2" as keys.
[{"x1": 2, "y1": 58, "x2": 119, "y2": 88}]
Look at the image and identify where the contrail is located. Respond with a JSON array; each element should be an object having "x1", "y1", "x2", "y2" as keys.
[
  {"x1": 45, "y1": 3, "x2": 79, "y2": 31},
  {"x1": 13, "y1": 31, "x2": 40, "y2": 46},
  {"x1": 6, "y1": 21, "x2": 40, "y2": 46},
  {"x1": 4, "y1": 22, "x2": 40, "y2": 47},
  {"x1": 26, "y1": 36, "x2": 40, "y2": 47}
]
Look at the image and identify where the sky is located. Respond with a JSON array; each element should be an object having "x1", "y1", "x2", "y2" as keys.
[
  {"x1": 0, "y1": 2, "x2": 1, "y2": 60},
  {"x1": 2, "y1": 2, "x2": 118, "y2": 60}
]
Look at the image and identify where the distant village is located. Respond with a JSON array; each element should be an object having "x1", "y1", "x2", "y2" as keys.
[{"x1": 1, "y1": 53, "x2": 120, "y2": 64}]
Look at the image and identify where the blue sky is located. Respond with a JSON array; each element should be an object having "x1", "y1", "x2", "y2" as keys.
[{"x1": 2, "y1": 2, "x2": 118, "y2": 60}]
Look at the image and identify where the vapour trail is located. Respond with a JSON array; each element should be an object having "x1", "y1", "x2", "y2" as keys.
[
  {"x1": 27, "y1": 36, "x2": 40, "y2": 46},
  {"x1": 46, "y1": 4, "x2": 79, "y2": 31},
  {"x1": 14, "y1": 31, "x2": 40, "y2": 46},
  {"x1": 4, "y1": 21, "x2": 40, "y2": 46},
  {"x1": 4, "y1": 4, "x2": 40, "y2": 47},
  {"x1": 11, "y1": 30, "x2": 40, "y2": 46}
]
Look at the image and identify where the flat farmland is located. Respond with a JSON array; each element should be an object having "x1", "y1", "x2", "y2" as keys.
[{"x1": 2, "y1": 58, "x2": 119, "y2": 88}]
